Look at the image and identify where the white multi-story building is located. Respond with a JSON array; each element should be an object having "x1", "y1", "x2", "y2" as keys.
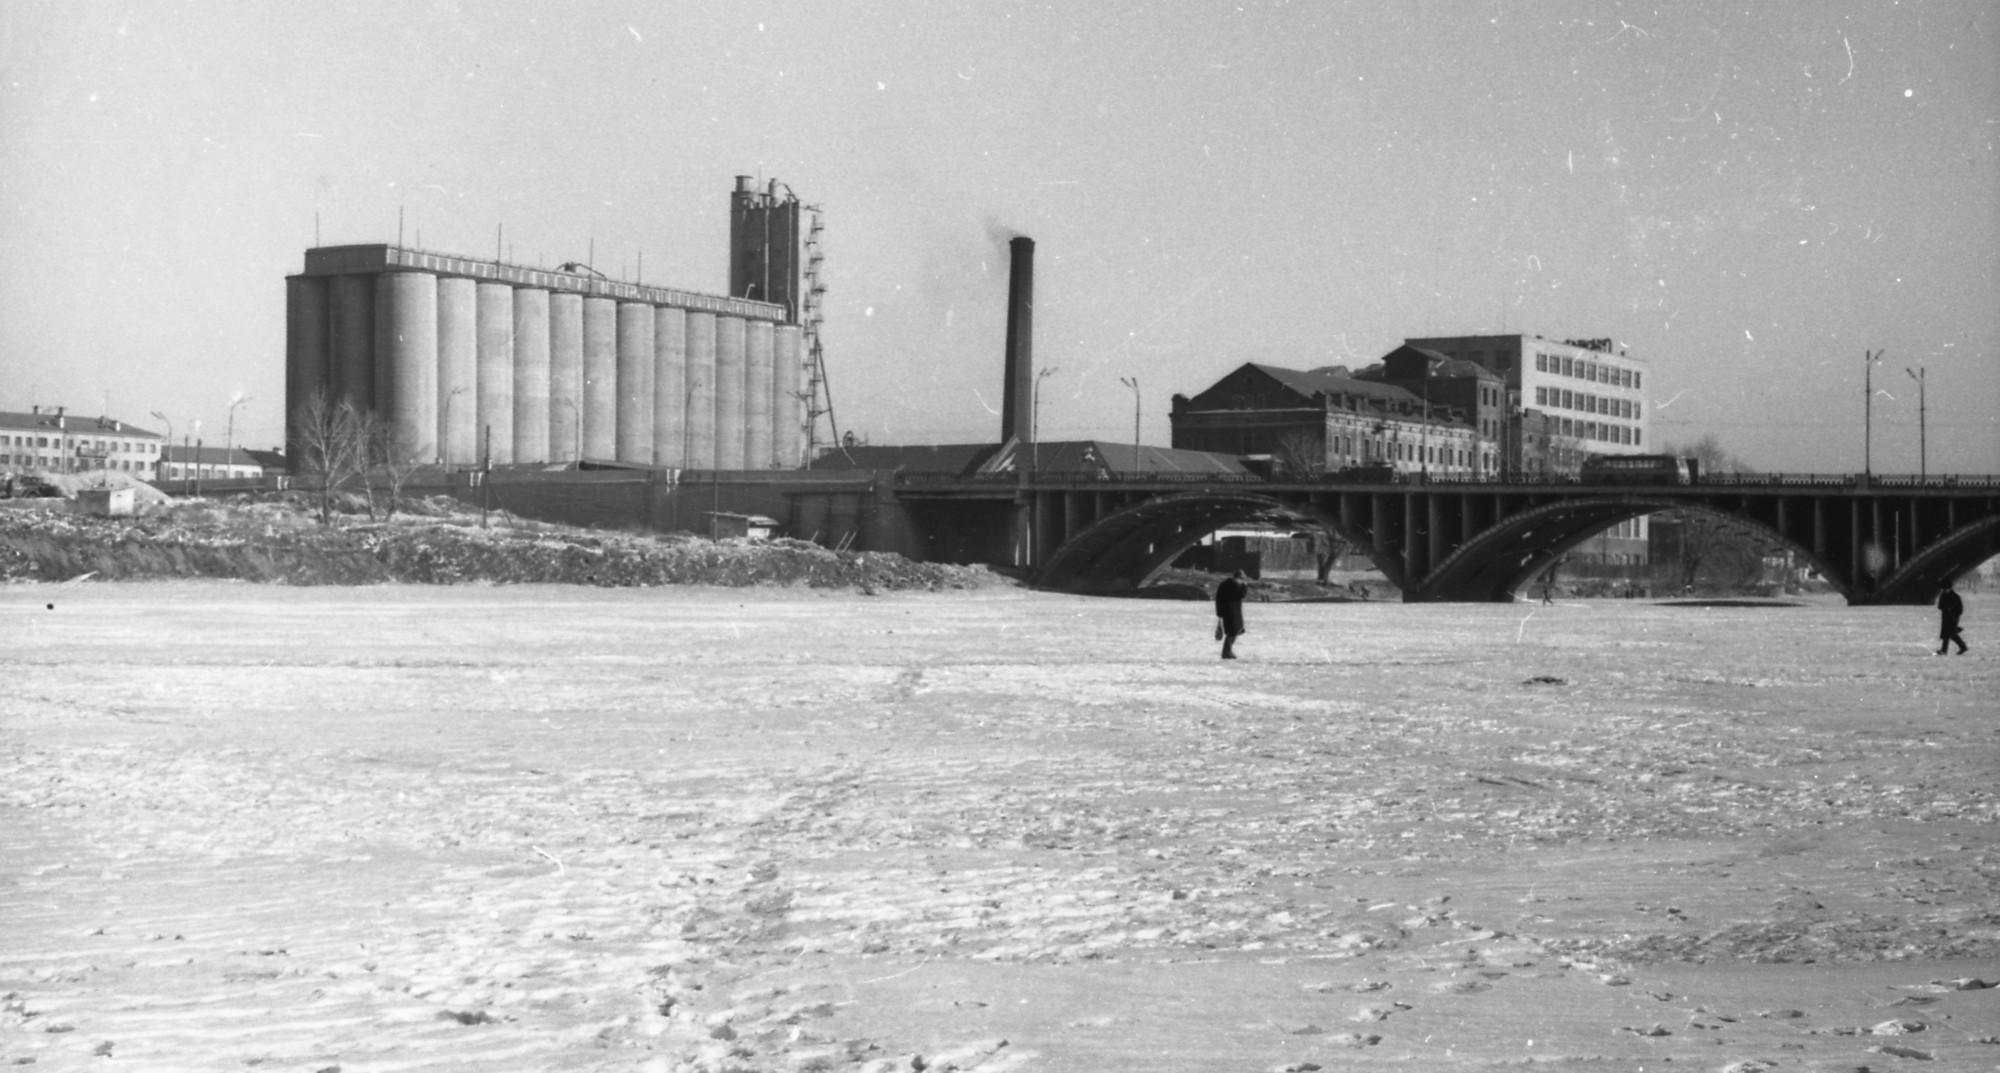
[
  {"x1": 1, "y1": 406, "x2": 165, "y2": 479},
  {"x1": 1403, "y1": 334, "x2": 1654, "y2": 471},
  {"x1": 1406, "y1": 333, "x2": 1658, "y2": 566}
]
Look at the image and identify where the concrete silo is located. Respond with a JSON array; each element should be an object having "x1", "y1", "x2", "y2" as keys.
[
  {"x1": 375, "y1": 270, "x2": 438, "y2": 464},
  {"x1": 284, "y1": 276, "x2": 329, "y2": 439},
  {"x1": 743, "y1": 319, "x2": 774, "y2": 469},
  {"x1": 713, "y1": 315, "x2": 746, "y2": 469},
  {"x1": 615, "y1": 302, "x2": 656, "y2": 464},
  {"x1": 547, "y1": 291, "x2": 583, "y2": 463},
  {"x1": 683, "y1": 311, "x2": 717, "y2": 468},
  {"x1": 328, "y1": 274, "x2": 375, "y2": 413},
  {"x1": 652, "y1": 307, "x2": 687, "y2": 466},
  {"x1": 772, "y1": 324, "x2": 804, "y2": 468},
  {"x1": 581, "y1": 297, "x2": 618, "y2": 460},
  {"x1": 476, "y1": 282, "x2": 515, "y2": 464},
  {"x1": 436, "y1": 277, "x2": 478, "y2": 464},
  {"x1": 511, "y1": 287, "x2": 551, "y2": 463}
]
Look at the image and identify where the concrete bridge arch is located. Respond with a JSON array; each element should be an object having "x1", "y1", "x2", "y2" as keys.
[
  {"x1": 1026, "y1": 479, "x2": 2000, "y2": 604},
  {"x1": 1037, "y1": 491, "x2": 1347, "y2": 593}
]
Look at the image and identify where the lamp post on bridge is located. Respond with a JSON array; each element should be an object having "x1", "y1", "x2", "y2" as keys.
[
  {"x1": 1863, "y1": 349, "x2": 1883, "y2": 479},
  {"x1": 1029, "y1": 365, "x2": 1058, "y2": 568},
  {"x1": 1904, "y1": 365, "x2": 1926, "y2": 481},
  {"x1": 1118, "y1": 375, "x2": 1140, "y2": 471}
]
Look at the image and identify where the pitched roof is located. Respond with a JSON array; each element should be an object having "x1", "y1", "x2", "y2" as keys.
[
  {"x1": 0, "y1": 410, "x2": 163, "y2": 438},
  {"x1": 1243, "y1": 363, "x2": 1422, "y2": 406}
]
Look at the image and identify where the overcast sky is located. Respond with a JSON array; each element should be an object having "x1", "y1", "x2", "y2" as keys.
[{"x1": 4, "y1": 0, "x2": 1995, "y2": 473}]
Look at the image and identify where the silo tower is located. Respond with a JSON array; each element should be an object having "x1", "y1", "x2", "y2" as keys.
[{"x1": 730, "y1": 176, "x2": 837, "y2": 456}]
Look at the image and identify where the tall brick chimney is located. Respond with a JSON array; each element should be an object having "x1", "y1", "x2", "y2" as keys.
[{"x1": 1000, "y1": 236, "x2": 1034, "y2": 443}]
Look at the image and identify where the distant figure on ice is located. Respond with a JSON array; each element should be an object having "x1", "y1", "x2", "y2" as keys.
[
  {"x1": 1214, "y1": 569, "x2": 1249, "y2": 660},
  {"x1": 1936, "y1": 583, "x2": 1968, "y2": 655}
]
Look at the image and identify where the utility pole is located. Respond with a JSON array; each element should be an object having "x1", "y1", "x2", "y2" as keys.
[{"x1": 1904, "y1": 365, "x2": 1926, "y2": 481}]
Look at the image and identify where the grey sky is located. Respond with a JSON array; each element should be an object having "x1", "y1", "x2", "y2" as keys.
[{"x1": 4, "y1": 0, "x2": 1994, "y2": 472}]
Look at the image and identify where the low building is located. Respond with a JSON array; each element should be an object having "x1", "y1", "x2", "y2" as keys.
[
  {"x1": 160, "y1": 444, "x2": 273, "y2": 482},
  {"x1": 1, "y1": 406, "x2": 166, "y2": 479}
]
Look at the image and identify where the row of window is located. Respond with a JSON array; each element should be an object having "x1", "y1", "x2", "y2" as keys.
[
  {"x1": 1, "y1": 434, "x2": 160, "y2": 455},
  {"x1": 161, "y1": 464, "x2": 258, "y2": 479},
  {"x1": 4, "y1": 456, "x2": 156, "y2": 472},
  {"x1": 1535, "y1": 386, "x2": 1640, "y2": 419},
  {"x1": 1328, "y1": 434, "x2": 1483, "y2": 468},
  {"x1": 1552, "y1": 418, "x2": 1641, "y2": 445},
  {"x1": 1535, "y1": 351, "x2": 1641, "y2": 389}
]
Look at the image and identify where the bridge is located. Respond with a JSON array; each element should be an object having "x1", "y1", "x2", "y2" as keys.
[{"x1": 892, "y1": 472, "x2": 2000, "y2": 605}]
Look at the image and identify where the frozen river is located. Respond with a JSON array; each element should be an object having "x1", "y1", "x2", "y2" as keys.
[{"x1": 3, "y1": 583, "x2": 1995, "y2": 1070}]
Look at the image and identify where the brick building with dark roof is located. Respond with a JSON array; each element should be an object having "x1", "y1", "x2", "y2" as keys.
[{"x1": 1168, "y1": 361, "x2": 1482, "y2": 478}]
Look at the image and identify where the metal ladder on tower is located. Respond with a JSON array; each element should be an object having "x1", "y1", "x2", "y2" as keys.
[{"x1": 800, "y1": 206, "x2": 840, "y2": 459}]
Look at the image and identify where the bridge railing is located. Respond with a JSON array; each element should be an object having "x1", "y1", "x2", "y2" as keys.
[{"x1": 892, "y1": 470, "x2": 2000, "y2": 491}]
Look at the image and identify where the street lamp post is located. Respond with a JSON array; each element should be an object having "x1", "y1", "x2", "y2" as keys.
[
  {"x1": 190, "y1": 419, "x2": 203, "y2": 495},
  {"x1": 1420, "y1": 361, "x2": 1432, "y2": 481},
  {"x1": 1029, "y1": 365, "x2": 1059, "y2": 566},
  {"x1": 1905, "y1": 365, "x2": 1926, "y2": 481},
  {"x1": 1119, "y1": 375, "x2": 1140, "y2": 472},
  {"x1": 225, "y1": 394, "x2": 252, "y2": 479},
  {"x1": 1032, "y1": 366, "x2": 1059, "y2": 475},
  {"x1": 149, "y1": 411, "x2": 172, "y2": 484},
  {"x1": 1863, "y1": 349, "x2": 1883, "y2": 478}
]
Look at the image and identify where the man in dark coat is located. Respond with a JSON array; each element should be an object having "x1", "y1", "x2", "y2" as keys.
[
  {"x1": 1215, "y1": 569, "x2": 1249, "y2": 660},
  {"x1": 1937, "y1": 583, "x2": 1968, "y2": 655}
]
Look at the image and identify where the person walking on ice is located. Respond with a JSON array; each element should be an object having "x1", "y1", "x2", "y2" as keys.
[
  {"x1": 1214, "y1": 569, "x2": 1249, "y2": 660},
  {"x1": 1936, "y1": 582, "x2": 1968, "y2": 655}
]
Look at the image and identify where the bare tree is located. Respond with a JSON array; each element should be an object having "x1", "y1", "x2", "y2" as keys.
[
  {"x1": 290, "y1": 389, "x2": 372, "y2": 525},
  {"x1": 1273, "y1": 429, "x2": 1327, "y2": 479},
  {"x1": 1309, "y1": 527, "x2": 1347, "y2": 583},
  {"x1": 370, "y1": 420, "x2": 427, "y2": 521},
  {"x1": 1659, "y1": 434, "x2": 1766, "y2": 592}
]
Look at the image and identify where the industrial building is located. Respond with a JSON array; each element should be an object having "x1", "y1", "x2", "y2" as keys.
[
  {"x1": 1168, "y1": 333, "x2": 1659, "y2": 565},
  {"x1": 1169, "y1": 333, "x2": 1657, "y2": 483},
  {"x1": 285, "y1": 177, "x2": 829, "y2": 473},
  {"x1": 1168, "y1": 362, "x2": 1484, "y2": 478}
]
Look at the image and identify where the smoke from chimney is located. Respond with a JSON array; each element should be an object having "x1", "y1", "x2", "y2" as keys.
[{"x1": 1000, "y1": 236, "x2": 1034, "y2": 443}]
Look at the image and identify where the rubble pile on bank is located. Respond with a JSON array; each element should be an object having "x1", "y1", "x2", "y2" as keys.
[{"x1": 0, "y1": 495, "x2": 1004, "y2": 591}]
